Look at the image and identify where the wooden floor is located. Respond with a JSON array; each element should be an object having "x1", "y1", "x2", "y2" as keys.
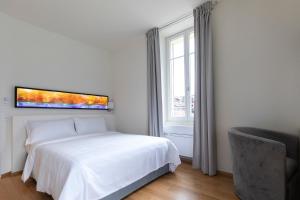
[{"x1": 0, "y1": 163, "x2": 238, "y2": 200}]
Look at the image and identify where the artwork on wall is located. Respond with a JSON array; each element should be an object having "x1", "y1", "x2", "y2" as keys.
[{"x1": 15, "y1": 86, "x2": 108, "y2": 110}]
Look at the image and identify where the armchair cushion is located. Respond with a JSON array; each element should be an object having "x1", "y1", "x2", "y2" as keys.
[{"x1": 286, "y1": 158, "x2": 298, "y2": 180}]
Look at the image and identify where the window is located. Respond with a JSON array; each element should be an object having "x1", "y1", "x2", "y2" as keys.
[{"x1": 165, "y1": 28, "x2": 195, "y2": 124}]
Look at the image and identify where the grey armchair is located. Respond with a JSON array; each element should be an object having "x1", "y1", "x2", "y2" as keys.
[{"x1": 228, "y1": 127, "x2": 299, "y2": 200}]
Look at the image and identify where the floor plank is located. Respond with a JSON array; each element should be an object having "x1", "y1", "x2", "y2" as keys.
[{"x1": 0, "y1": 163, "x2": 238, "y2": 200}]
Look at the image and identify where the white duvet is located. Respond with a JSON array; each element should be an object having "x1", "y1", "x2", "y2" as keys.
[{"x1": 22, "y1": 132, "x2": 181, "y2": 200}]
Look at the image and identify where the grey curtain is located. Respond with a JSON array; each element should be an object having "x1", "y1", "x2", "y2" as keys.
[
  {"x1": 146, "y1": 28, "x2": 163, "y2": 137},
  {"x1": 192, "y1": 1, "x2": 217, "y2": 176}
]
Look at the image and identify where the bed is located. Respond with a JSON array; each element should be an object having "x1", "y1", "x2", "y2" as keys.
[{"x1": 12, "y1": 115, "x2": 181, "y2": 200}]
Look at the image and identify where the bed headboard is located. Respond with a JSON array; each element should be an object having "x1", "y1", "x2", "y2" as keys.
[{"x1": 12, "y1": 114, "x2": 115, "y2": 172}]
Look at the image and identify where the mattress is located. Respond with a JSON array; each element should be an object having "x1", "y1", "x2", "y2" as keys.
[{"x1": 22, "y1": 132, "x2": 181, "y2": 200}]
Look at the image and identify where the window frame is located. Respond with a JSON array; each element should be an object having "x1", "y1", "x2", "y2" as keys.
[{"x1": 165, "y1": 27, "x2": 194, "y2": 124}]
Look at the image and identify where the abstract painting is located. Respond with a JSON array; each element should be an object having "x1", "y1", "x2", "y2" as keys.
[{"x1": 15, "y1": 87, "x2": 108, "y2": 110}]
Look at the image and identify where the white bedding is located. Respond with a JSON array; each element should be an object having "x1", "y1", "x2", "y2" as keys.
[{"x1": 22, "y1": 132, "x2": 181, "y2": 200}]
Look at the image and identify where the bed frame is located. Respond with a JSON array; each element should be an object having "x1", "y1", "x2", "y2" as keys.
[
  {"x1": 103, "y1": 164, "x2": 169, "y2": 200},
  {"x1": 12, "y1": 114, "x2": 171, "y2": 200}
]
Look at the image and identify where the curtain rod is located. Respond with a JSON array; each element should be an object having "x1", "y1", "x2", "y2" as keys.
[
  {"x1": 158, "y1": 0, "x2": 219, "y2": 31},
  {"x1": 158, "y1": 12, "x2": 193, "y2": 31}
]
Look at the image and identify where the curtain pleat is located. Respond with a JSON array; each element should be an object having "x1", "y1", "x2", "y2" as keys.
[
  {"x1": 192, "y1": 1, "x2": 217, "y2": 176},
  {"x1": 146, "y1": 28, "x2": 163, "y2": 137}
]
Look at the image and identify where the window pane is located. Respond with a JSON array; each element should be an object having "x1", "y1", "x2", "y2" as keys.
[
  {"x1": 173, "y1": 57, "x2": 185, "y2": 97},
  {"x1": 170, "y1": 57, "x2": 186, "y2": 118},
  {"x1": 189, "y1": 32, "x2": 194, "y2": 54},
  {"x1": 170, "y1": 36, "x2": 184, "y2": 59},
  {"x1": 189, "y1": 53, "x2": 195, "y2": 117}
]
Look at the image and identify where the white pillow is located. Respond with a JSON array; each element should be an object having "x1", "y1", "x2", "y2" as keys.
[
  {"x1": 26, "y1": 119, "x2": 76, "y2": 145},
  {"x1": 74, "y1": 117, "x2": 107, "y2": 134}
]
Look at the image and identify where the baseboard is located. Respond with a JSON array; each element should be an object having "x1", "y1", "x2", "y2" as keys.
[
  {"x1": 1, "y1": 171, "x2": 22, "y2": 179},
  {"x1": 217, "y1": 170, "x2": 233, "y2": 178},
  {"x1": 180, "y1": 155, "x2": 192, "y2": 164},
  {"x1": 179, "y1": 156, "x2": 233, "y2": 178}
]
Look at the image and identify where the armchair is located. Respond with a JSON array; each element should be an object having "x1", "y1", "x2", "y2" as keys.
[{"x1": 228, "y1": 127, "x2": 299, "y2": 200}]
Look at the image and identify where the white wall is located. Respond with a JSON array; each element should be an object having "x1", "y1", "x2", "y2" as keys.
[
  {"x1": 111, "y1": 36, "x2": 148, "y2": 134},
  {"x1": 112, "y1": 0, "x2": 300, "y2": 172},
  {"x1": 213, "y1": 0, "x2": 300, "y2": 172},
  {"x1": 0, "y1": 13, "x2": 114, "y2": 174}
]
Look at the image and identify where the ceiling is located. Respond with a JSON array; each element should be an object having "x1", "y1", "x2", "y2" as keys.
[{"x1": 0, "y1": 0, "x2": 202, "y2": 51}]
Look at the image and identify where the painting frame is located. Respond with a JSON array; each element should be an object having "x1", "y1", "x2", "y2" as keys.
[{"x1": 15, "y1": 86, "x2": 109, "y2": 110}]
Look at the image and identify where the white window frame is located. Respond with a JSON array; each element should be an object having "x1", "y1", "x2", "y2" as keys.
[{"x1": 165, "y1": 27, "x2": 194, "y2": 125}]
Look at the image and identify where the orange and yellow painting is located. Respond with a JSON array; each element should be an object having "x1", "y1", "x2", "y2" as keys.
[{"x1": 16, "y1": 87, "x2": 108, "y2": 110}]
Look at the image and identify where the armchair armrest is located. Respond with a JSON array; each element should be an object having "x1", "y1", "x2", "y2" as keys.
[
  {"x1": 232, "y1": 127, "x2": 299, "y2": 161},
  {"x1": 229, "y1": 130, "x2": 286, "y2": 200}
]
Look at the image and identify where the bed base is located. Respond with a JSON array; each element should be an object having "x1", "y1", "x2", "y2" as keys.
[{"x1": 101, "y1": 164, "x2": 170, "y2": 200}]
